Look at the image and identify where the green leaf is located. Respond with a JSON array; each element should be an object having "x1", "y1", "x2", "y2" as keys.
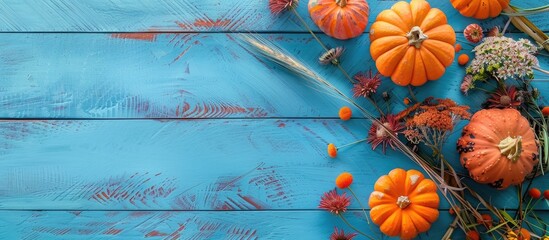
[
  {"x1": 486, "y1": 221, "x2": 509, "y2": 233},
  {"x1": 499, "y1": 210, "x2": 519, "y2": 228}
]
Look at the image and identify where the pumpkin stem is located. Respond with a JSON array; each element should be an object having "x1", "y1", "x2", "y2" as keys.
[
  {"x1": 498, "y1": 136, "x2": 523, "y2": 162},
  {"x1": 406, "y1": 26, "x2": 428, "y2": 48},
  {"x1": 336, "y1": 0, "x2": 347, "y2": 7},
  {"x1": 396, "y1": 196, "x2": 411, "y2": 209}
]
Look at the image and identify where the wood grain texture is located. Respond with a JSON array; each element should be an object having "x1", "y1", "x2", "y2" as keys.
[
  {"x1": 0, "y1": 0, "x2": 547, "y2": 32},
  {"x1": 0, "y1": 33, "x2": 547, "y2": 118},
  {"x1": 0, "y1": 210, "x2": 491, "y2": 239},
  {"x1": 0, "y1": 119, "x2": 547, "y2": 211}
]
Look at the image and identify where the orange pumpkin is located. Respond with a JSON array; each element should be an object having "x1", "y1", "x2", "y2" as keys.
[
  {"x1": 457, "y1": 109, "x2": 539, "y2": 189},
  {"x1": 308, "y1": 0, "x2": 370, "y2": 40},
  {"x1": 450, "y1": 0, "x2": 510, "y2": 19},
  {"x1": 369, "y1": 168, "x2": 439, "y2": 239},
  {"x1": 369, "y1": 0, "x2": 456, "y2": 86}
]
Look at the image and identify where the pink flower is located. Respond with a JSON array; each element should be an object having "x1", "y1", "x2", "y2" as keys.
[
  {"x1": 352, "y1": 70, "x2": 382, "y2": 98},
  {"x1": 330, "y1": 227, "x2": 357, "y2": 240},
  {"x1": 319, "y1": 47, "x2": 344, "y2": 65},
  {"x1": 319, "y1": 189, "x2": 351, "y2": 215},
  {"x1": 367, "y1": 115, "x2": 404, "y2": 153},
  {"x1": 269, "y1": 0, "x2": 298, "y2": 15},
  {"x1": 460, "y1": 75, "x2": 473, "y2": 95}
]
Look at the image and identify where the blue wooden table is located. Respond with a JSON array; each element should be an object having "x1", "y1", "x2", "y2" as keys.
[{"x1": 0, "y1": 0, "x2": 548, "y2": 239}]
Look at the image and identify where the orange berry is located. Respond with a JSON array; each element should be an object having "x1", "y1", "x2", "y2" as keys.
[
  {"x1": 403, "y1": 97, "x2": 411, "y2": 105},
  {"x1": 458, "y1": 54, "x2": 470, "y2": 66},
  {"x1": 542, "y1": 106, "x2": 549, "y2": 116},
  {"x1": 339, "y1": 106, "x2": 352, "y2": 121},
  {"x1": 327, "y1": 143, "x2": 337, "y2": 158},
  {"x1": 528, "y1": 188, "x2": 541, "y2": 199},
  {"x1": 335, "y1": 172, "x2": 353, "y2": 189},
  {"x1": 477, "y1": 214, "x2": 493, "y2": 227},
  {"x1": 455, "y1": 43, "x2": 462, "y2": 52},
  {"x1": 544, "y1": 189, "x2": 549, "y2": 200},
  {"x1": 516, "y1": 228, "x2": 531, "y2": 240},
  {"x1": 466, "y1": 230, "x2": 480, "y2": 240}
]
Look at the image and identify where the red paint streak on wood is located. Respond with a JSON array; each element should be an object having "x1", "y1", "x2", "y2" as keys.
[
  {"x1": 78, "y1": 229, "x2": 95, "y2": 235},
  {"x1": 238, "y1": 194, "x2": 265, "y2": 209},
  {"x1": 33, "y1": 227, "x2": 71, "y2": 235},
  {"x1": 145, "y1": 230, "x2": 169, "y2": 237},
  {"x1": 103, "y1": 228, "x2": 123, "y2": 235},
  {"x1": 176, "y1": 18, "x2": 232, "y2": 30},
  {"x1": 278, "y1": 123, "x2": 286, "y2": 128},
  {"x1": 227, "y1": 227, "x2": 258, "y2": 240},
  {"x1": 167, "y1": 224, "x2": 186, "y2": 240},
  {"x1": 80, "y1": 172, "x2": 176, "y2": 206},
  {"x1": 111, "y1": 33, "x2": 159, "y2": 42},
  {"x1": 175, "y1": 101, "x2": 268, "y2": 118}
]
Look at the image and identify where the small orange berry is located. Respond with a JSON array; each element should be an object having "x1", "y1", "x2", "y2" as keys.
[
  {"x1": 516, "y1": 228, "x2": 531, "y2": 240},
  {"x1": 528, "y1": 188, "x2": 541, "y2": 199},
  {"x1": 403, "y1": 97, "x2": 411, "y2": 105},
  {"x1": 458, "y1": 54, "x2": 470, "y2": 66},
  {"x1": 466, "y1": 230, "x2": 480, "y2": 240},
  {"x1": 327, "y1": 143, "x2": 337, "y2": 158},
  {"x1": 542, "y1": 106, "x2": 549, "y2": 116},
  {"x1": 477, "y1": 214, "x2": 493, "y2": 227},
  {"x1": 335, "y1": 172, "x2": 353, "y2": 189},
  {"x1": 544, "y1": 189, "x2": 549, "y2": 200},
  {"x1": 455, "y1": 43, "x2": 462, "y2": 52},
  {"x1": 339, "y1": 106, "x2": 352, "y2": 121}
]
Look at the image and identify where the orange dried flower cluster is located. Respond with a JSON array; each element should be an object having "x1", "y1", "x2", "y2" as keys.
[{"x1": 406, "y1": 98, "x2": 471, "y2": 131}]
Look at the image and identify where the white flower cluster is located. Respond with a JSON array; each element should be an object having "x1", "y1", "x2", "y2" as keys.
[{"x1": 466, "y1": 36, "x2": 539, "y2": 81}]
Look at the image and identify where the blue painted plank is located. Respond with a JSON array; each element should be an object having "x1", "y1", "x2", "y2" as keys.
[
  {"x1": 0, "y1": 210, "x2": 483, "y2": 239},
  {"x1": 0, "y1": 0, "x2": 547, "y2": 32},
  {"x1": 0, "y1": 33, "x2": 547, "y2": 118},
  {"x1": 0, "y1": 119, "x2": 547, "y2": 211}
]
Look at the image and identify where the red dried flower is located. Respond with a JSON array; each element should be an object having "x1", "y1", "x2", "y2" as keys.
[
  {"x1": 330, "y1": 227, "x2": 357, "y2": 240},
  {"x1": 319, "y1": 189, "x2": 351, "y2": 215},
  {"x1": 528, "y1": 188, "x2": 541, "y2": 199},
  {"x1": 320, "y1": 47, "x2": 344, "y2": 65},
  {"x1": 464, "y1": 24, "x2": 483, "y2": 43},
  {"x1": 487, "y1": 86, "x2": 521, "y2": 109},
  {"x1": 544, "y1": 189, "x2": 549, "y2": 200},
  {"x1": 352, "y1": 70, "x2": 382, "y2": 98},
  {"x1": 269, "y1": 0, "x2": 298, "y2": 15},
  {"x1": 367, "y1": 115, "x2": 404, "y2": 153}
]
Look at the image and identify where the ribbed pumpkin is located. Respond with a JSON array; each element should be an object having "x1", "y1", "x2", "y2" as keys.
[
  {"x1": 369, "y1": 0, "x2": 456, "y2": 86},
  {"x1": 457, "y1": 109, "x2": 539, "y2": 189},
  {"x1": 450, "y1": 0, "x2": 510, "y2": 19},
  {"x1": 369, "y1": 168, "x2": 440, "y2": 239},
  {"x1": 308, "y1": 0, "x2": 370, "y2": 40}
]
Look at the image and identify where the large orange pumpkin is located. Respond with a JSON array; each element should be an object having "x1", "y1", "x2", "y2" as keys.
[
  {"x1": 369, "y1": 168, "x2": 439, "y2": 239},
  {"x1": 308, "y1": 0, "x2": 370, "y2": 40},
  {"x1": 369, "y1": 0, "x2": 456, "y2": 86},
  {"x1": 457, "y1": 109, "x2": 539, "y2": 189},
  {"x1": 450, "y1": 0, "x2": 510, "y2": 19}
]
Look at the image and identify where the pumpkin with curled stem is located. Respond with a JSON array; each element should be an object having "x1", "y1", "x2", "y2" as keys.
[
  {"x1": 308, "y1": 0, "x2": 370, "y2": 40},
  {"x1": 369, "y1": 0, "x2": 456, "y2": 86},
  {"x1": 450, "y1": 0, "x2": 510, "y2": 19},
  {"x1": 369, "y1": 168, "x2": 440, "y2": 239},
  {"x1": 457, "y1": 109, "x2": 539, "y2": 189}
]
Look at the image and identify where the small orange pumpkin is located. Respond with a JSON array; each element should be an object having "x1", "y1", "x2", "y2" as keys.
[
  {"x1": 450, "y1": 0, "x2": 510, "y2": 19},
  {"x1": 457, "y1": 109, "x2": 539, "y2": 189},
  {"x1": 369, "y1": 168, "x2": 439, "y2": 239},
  {"x1": 369, "y1": 0, "x2": 456, "y2": 86},
  {"x1": 308, "y1": 0, "x2": 370, "y2": 40}
]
